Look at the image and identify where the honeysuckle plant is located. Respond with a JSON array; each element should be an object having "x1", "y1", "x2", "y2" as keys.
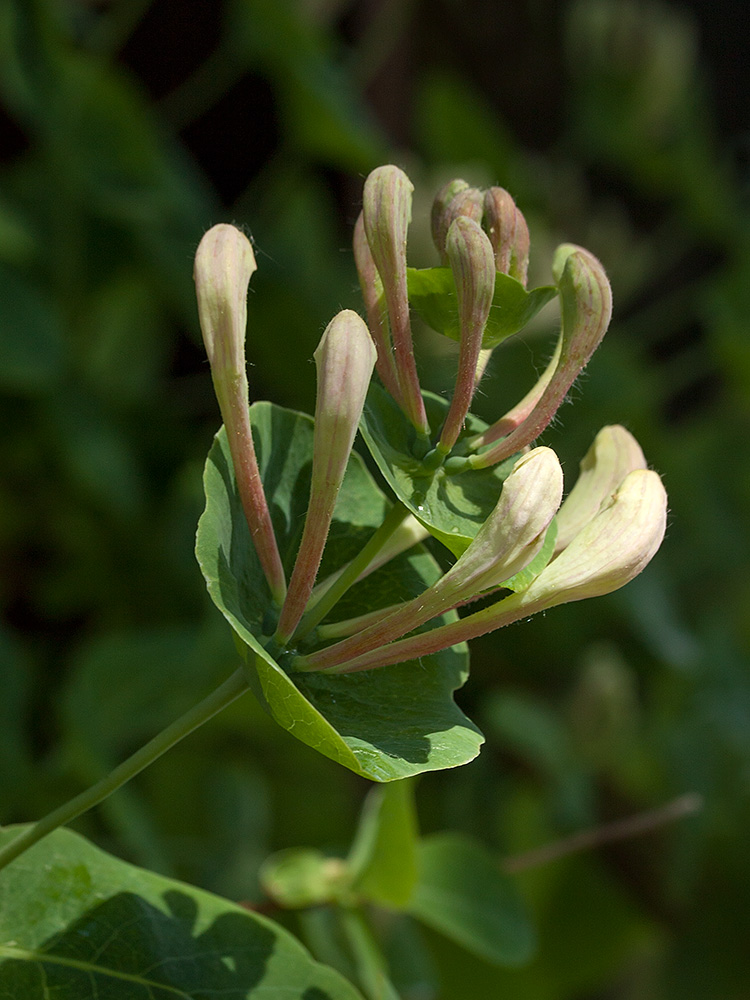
[{"x1": 0, "y1": 165, "x2": 668, "y2": 1000}]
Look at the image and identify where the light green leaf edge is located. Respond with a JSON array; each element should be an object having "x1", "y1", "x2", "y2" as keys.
[
  {"x1": 359, "y1": 384, "x2": 520, "y2": 556},
  {"x1": 196, "y1": 401, "x2": 483, "y2": 782},
  {"x1": 407, "y1": 266, "x2": 557, "y2": 347},
  {"x1": 0, "y1": 825, "x2": 364, "y2": 1000}
]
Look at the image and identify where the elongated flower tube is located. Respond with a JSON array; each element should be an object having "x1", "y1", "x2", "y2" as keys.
[
  {"x1": 483, "y1": 187, "x2": 530, "y2": 285},
  {"x1": 471, "y1": 244, "x2": 612, "y2": 468},
  {"x1": 275, "y1": 310, "x2": 377, "y2": 644},
  {"x1": 194, "y1": 224, "x2": 286, "y2": 604},
  {"x1": 296, "y1": 446, "x2": 563, "y2": 671},
  {"x1": 555, "y1": 425, "x2": 646, "y2": 553},
  {"x1": 362, "y1": 165, "x2": 429, "y2": 434},
  {"x1": 317, "y1": 466, "x2": 667, "y2": 674},
  {"x1": 438, "y1": 216, "x2": 497, "y2": 453},
  {"x1": 353, "y1": 211, "x2": 402, "y2": 404}
]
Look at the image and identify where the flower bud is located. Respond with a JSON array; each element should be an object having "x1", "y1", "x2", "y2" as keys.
[
  {"x1": 352, "y1": 211, "x2": 402, "y2": 404},
  {"x1": 431, "y1": 182, "x2": 484, "y2": 265},
  {"x1": 522, "y1": 468, "x2": 667, "y2": 606},
  {"x1": 439, "y1": 216, "x2": 497, "y2": 452},
  {"x1": 483, "y1": 187, "x2": 530, "y2": 285},
  {"x1": 275, "y1": 310, "x2": 377, "y2": 643},
  {"x1": 431, "y1": 178, "x2": 470, "y2": 261},
  {"x1": 555, "y1": 425, "x2": 646, "y2": 553},
  {"x1": 362, "y1": 165, "x2": 428, "y2": 433},
  {"x1": 194, "y1": 223, "x2": 256, "y2": 390},
  {"x1": 471, "y1": 244, "x2": 612, "y2": 469},
  {"x1": 194, "y1": 224, "x2": 286, "y2": 604},
  {"x1": 316, "y1": 467, "x2": 666, "y2": 675},
  {"x1": 297, "y1": 446, "x2": 562, "y2": 671}
]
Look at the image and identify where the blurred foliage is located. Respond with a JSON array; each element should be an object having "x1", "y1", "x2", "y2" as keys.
[{"x1": 1, "y1": 0, "x2": 749, "y2": 997}]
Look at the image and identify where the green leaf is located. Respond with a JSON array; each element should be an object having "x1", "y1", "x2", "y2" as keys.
[
  {"x1": 196, "y1": 401, "x2": 483, "y2": 782},
  {"x1": 407, "y1": 267, "x2": 556, "y2": 348},
  {"x1": 0, "y1": 826, "x2": 363, "y2": 1000},
  {"x1": 408, "y1": 834, "x2": 536, "y2": 967},
  {"x1": 348, "y1": 779, "x2": 419, "y2": 908},
  {"x1": 359, "y1": 384, "x2": 519, "y2": 556}
]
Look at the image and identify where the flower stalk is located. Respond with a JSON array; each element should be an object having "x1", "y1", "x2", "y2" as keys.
[
  {"x1": 274, "y1": 310, "x2": 377, "y2": 644},
  {"x1": 194, "y1": 224, "x2": 286, "y2": 604}
]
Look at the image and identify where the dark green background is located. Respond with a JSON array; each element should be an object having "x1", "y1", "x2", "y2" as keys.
[{"x1": 1, "y1": 1, "x2": 749, "y2": 997}]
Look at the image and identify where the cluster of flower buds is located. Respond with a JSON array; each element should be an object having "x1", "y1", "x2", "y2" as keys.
[{"x1": 194, "y1": 165, "x2": 667, "y2": 676}]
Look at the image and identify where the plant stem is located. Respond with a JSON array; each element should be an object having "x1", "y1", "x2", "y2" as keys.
[
  {"x1": 295, "y1": 503, "x2": 410, "y2": 641},
  {"x1": 0, "y1": 668, "x2": 251, "y2": 873},
  {"x1": 340, "y1": 907, "x2": 402, "y2": 1000}
]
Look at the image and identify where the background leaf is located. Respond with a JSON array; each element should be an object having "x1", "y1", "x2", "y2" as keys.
[
  {"x1": 408, "y1": 833, "x2": 536, "y2": 967},
  {"x1": 0, "y1": 825, "x2": 363, "y2": 1000},
  {"x1": 196, "y1": 401, "x2": 483, "y2": 781}
]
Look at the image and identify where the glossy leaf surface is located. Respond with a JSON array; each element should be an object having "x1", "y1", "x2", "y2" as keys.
[{"x1": 196, "y1": 402, "x2": 483, "y2": 782}]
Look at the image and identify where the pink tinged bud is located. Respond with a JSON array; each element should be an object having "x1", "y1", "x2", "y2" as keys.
[
  {"x1": 194, "y1": 224, "x2": 286, "y2": 605},
  {"x1": 353, "y1": 212, "x2": 403, "y2": 405},
  {"x1": 555, "y1": 425, "x2": 647, "y2": 553},
  {"x1": 432, "y1": 184, "x2": 485, "y2": 265},
  {"x1": 318, "y1": 467, "x2": 666, "y2": 675},
  {"x1": 431, "y1": 178, "x2": 470, "y2": 261},
  {"x1": 362, "y1": 166, "x2": 429, "y2": 434},
  {"x1": 483, "y1": 187, "x2": 530, "y2": 285},
  {"x1": 438, "y1": 217, "x2": 497, "y2": 453},
  {"x1": 297, "y1": 447, "x2": 562, "y2": 672},
  {"x1": 275, "y1": 310, "x2": 377, "y2": 643},
  {"x1": 471, "y1": 244, "x2": 612, "y2": 469}
]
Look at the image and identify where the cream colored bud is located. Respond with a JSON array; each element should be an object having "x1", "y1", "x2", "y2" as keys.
[
  {"x1": 524, "y1": 468, "x2": 667, "y2": 606},
  {"x1": 194, "y1": 224, "x2": 256, "y2": 380},
  {"x1": 444, "y1": 447, "x2": 564, "y2": 597},
  {"x1": 555, "y1": 426, "x2": 647, "y2": 553}
]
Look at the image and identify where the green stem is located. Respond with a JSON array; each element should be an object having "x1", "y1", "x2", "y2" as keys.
[
  {"x1": 0, "y1": 668, "x2": 251, "y2": 873},
  {"x1": 294, "y1": 503, "x2": 410, "y2": 641},
  {"x1": 340, "y1": 908, "x2": 401, "y2": 1000}
]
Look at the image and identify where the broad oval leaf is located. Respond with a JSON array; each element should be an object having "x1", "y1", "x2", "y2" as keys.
[
  {"x1": 407, "y1": 266, "x2": 557, "y2": 348},
  {"x1": 359, "y1": 384, "x2": 519, "y2": 556},
  {"x1": 0, "y1": 826, "x2": 363, "y2": 1000},
  {"x1": 408, "y1": 833, "x2": 536, "y2": 967},
  {"x1": 196, "y1": 401, "x2": 483, "y2": 782}
]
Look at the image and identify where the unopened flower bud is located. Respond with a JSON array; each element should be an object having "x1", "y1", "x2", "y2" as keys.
[
  {"x1": 194, "y1": 224, "x2": 286, "y2": 604},
  {"x1": 363, "y1": 165, "x2": 428, "y2": 433},
  {"x1": 471, "y1": 244, "x2": 612, "y2": 469},
  {"x1": 555, "y1": 425, "x2": 646, "y2": 553},
  {"x1": 483, "y1": 187, "x2": 530, "y2": 285},
  {"x1": 275, "y1": 311, "x2": 377, "y2": 643},
  {"x1": 297, "y1": 446, "x2": 562, "y2": 671},
  {"x1": 431, "y1": 178, "x2": 470, "y2": 260},
  {"x1": 353, "y1": 211, "x2": 402, "y2": 404},
  {"x1": 438, "y1": 216, "x2": 497, "y2": 452},
  {"x1": 194, "y1": 223, "x2": 256, "y2": 390},
  {"x1": 317, "y1": 467, "x2": 666, "y2": 675},
  {"x1": 522, "y1": 468, "x2": 667, "y2": 606},
  {"x1": 432, "y1": 183, "x2": 484, "y2": 265}
]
